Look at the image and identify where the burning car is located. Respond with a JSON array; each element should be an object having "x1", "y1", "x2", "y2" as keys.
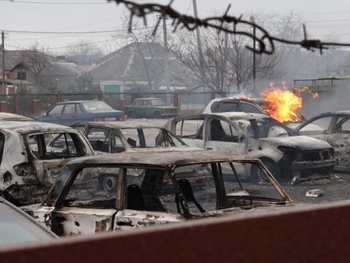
[
  {"x1": 293, "y1": 110, "x2": 350, "y2": 170},
  {"x1": 203, "y1": 97, "x2": 306, "y2": 124},
  {"x1": 26, "y1": 151, "x2": 293, "y2": 236},
  {"x1": 165, "y1": 112, "x2": 337, "y2": 184},
  {"x1": 0, "y1": 121, "x2": 94, "y2": 206}
]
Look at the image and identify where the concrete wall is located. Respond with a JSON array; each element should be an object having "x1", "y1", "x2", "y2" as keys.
[{"x1": 2, "y1": 200, "x2": 350, "y2": 263}]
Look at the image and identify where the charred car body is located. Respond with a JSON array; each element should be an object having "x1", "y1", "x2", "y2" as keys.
[
  {"x1": 293, "y1": 110, "x2": 350, "y2": 170},
  {"x1": 26, "y1": 151, "x2": 293, "y2": 236},
  {"x1": 71, "y1": 121, "x2": 189, "y2": 153},
  {"x1": 0, "y1": 121, "x2": 94, "y2": 205},
  {"x1": 69, "y1": 121, "x2": 208, "y2": 191},
  {"x1": 166, "y1": 112, "x2": 337, "y2": 184}
]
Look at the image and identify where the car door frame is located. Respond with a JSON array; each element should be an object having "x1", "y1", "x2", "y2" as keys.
[{"x1": 203, "y1": 115, "x2": 248, "y2": 155}]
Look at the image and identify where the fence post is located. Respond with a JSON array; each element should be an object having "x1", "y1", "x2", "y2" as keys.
[
  {"x1": 98, "y1": 90, "x2": 104, "y2": 101},
  {"x1": 173, "y1": 91, "x2": 179, "y2": 107},
  {"x1": 14, "y1": 93, "x2": 20, "y2": 114},
  {"x1": 32, "y1": 99, "x2": 41, "y2": 116},
  {"x1": 211, "y1": 91, "x2": 215, "y2": 100},
  {"x1": 119, "y1": 98, "x2": 126, "y2": 111},
  {"x1": 56, "y1": 92, "x2": 63, "y2": 103},
  {"x1": 0, "y1": 101, "x2": 8, "y2": 112}
]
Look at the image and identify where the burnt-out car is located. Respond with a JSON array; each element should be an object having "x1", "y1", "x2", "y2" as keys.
[
  {"x1": 69, "y1": 121, "x2": 210, "y2": 192},
  {"x1": 293, "y1": 110, "x2": 350, "y2": 170},
  {"x1": 71, "y1": 121, "x2": 189, "y2": 153},
  {"x1": 203, "y1": 97, "x2": 306, "y2": 125},
  {"x1": 26, "y1": 151, "x2": 293, "y2": 237},
  {"x1": 0, "y1": 121, "x2": 94, "y2": 206},
  {"x1": 165, "y1": 112, "x2": 337, "y2": 184}
]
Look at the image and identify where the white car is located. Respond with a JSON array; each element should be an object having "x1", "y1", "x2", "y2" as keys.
[
  {"x1": 0, "y1": 121, "x2": 95, "y2": 206},
  {"x1": 166, "y1": 112, "x2": 336, "y2": 184},
  {"x1": 203, "y1": 97, "x2": 306, "y2": 123}
]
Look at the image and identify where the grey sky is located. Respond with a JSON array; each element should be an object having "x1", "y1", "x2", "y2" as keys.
[{"x1": 1, "y1": 0, "x2": 350, "y2": 53}]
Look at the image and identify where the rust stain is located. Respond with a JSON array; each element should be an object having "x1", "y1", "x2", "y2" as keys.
[{"x1": 95, "y1": 218, "x2": 111, "y2": 232}]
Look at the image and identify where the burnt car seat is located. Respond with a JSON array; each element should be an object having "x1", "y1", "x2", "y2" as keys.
[
  {"x1": 126, "y1": 184, "x2": 145, "y2": 210},
  {"x1": 175, "y1": 179, "x2": 205, "y2": 213},
  {"x1": 210, "y1": 119, "x2": 226, "y2": 141}
]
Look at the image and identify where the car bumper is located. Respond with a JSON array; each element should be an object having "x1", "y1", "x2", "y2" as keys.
[{"x1": 291, "y1": 158, "x2": 338, "y2": 170}]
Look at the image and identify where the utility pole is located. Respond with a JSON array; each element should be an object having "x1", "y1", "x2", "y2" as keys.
[
  {"x1": 250, "y1": 16, "x2": 256, "y2": 92},
  {"x1": 192, "y1": 0, "x2": 204, "y2": 78},
  {"x1": 162, "y1": 15, "x2": 170, "y2": 92},
  {"x1": 1, "y1": 31, "x2": 5, "y2": 93}
]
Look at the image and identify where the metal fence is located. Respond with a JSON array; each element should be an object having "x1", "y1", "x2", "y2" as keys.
[{"x1": 0, "y1": 91, "x2": 216, "y2": 117}]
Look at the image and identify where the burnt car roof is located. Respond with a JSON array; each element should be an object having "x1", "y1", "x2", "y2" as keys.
[
  {"x1": 64, "y1": 150, "x2": 254, "y2": 168},
  {"x1": 0, "y1": 113, "x2": 34, "y2": 121},
  {"x1": 314, "y1": 110, "x2": 350, "y2": 116},
  {"x1": 72, "y1": 121, "x2": 167, "y2": 129},
  {"x1": 0, "y1": 121, "x2": 81, "y2": 134},
  {"x1": 210, "y1": 112, "x2": 269, "y2": 119}
]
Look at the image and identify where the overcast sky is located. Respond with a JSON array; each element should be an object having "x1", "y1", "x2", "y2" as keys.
[{"x1": 1, "y1": 0, "x2": 350, "y2": 54}]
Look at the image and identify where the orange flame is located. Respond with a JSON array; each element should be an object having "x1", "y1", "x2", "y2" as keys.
[{"x1": 259, "y1": 82, "x2": 317, "y2": 122}]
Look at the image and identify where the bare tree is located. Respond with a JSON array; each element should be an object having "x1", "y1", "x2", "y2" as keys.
[
  {"x1": 22, "y1": 42, "x2": 53, "y2": 92},
  {"x1": 172, "y1": 11, "x2": 307, "y2": 95},
  {"x1": 111, "y1": 14, "x2": 172, "y2": 90},
  {"x1": 65, "y1": 39, "x2": 105, "y2": 65},
  {"x1": 173, "y1": 27, "x2": 280, "y2": 95}
]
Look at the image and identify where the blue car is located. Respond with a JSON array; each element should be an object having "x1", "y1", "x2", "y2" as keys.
[{"x1": 35, "y1": 100, "x2": 125, "y2": 126}]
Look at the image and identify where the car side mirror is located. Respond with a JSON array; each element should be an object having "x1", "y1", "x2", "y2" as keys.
[{"x1": 44, "y1": 112, "x2": 48, "y2": 116}]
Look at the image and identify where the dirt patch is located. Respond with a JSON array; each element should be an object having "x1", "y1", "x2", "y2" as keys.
[{"x1": 281, "y1": 172, "x2": 350, "y2": 205}]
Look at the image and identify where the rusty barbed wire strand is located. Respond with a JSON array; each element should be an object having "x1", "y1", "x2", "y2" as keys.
[{"x1": 107, "y1": 0, "x2": 350, "y2": 54}]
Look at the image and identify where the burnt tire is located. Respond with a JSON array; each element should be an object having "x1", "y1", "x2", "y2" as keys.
[
  {"x1": 154, "y1": 111, "x2": 161, "y2": 119},
  {"x1": 128, "y1": 111, "x2": 136, "y2": 119},
  {"x1": 99, "y1": 174, "x2": 117, "y2": 194},
  {"x1": 251, "y1": 158, "x2": 281, "y2": 184}
]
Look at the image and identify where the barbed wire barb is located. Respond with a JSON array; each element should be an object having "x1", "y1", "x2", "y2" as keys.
[{"x1": 108, "y1": 0, "x2": 350, "y2": 55}]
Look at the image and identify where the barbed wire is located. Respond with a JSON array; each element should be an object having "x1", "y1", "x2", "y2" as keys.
[{"x1": 107, "y1": 0, "x2": 350, "y2": 54}]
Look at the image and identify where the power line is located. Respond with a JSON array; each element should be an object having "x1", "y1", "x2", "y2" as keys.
[
  {"x1": 0, "y1": 0, "x2": 107, "y2": 4},
  {"x1": 306, "y1": 19, "x2": 350, "y2": 23},
  {"x1": 3, "y1": 29, "x2": 117, "y2": 35}
]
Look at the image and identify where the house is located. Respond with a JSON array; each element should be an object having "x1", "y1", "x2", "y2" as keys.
[
  {"x1": 0, "y1": 50, "x2": 82, "y2": 93},
  {"x1": 88, "y1": 42, "x2": 194, "y2": 95}
]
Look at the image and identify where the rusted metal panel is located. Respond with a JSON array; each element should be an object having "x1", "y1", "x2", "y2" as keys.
[
  {"x1": 3, "y1": 201, "x2": 350, "y2": 263},
  {"x1": 52, "y1": 208, "x2": 116, "y2": 236},
  {"x1": 113, "y1": 210, "x2": 184, "y2": 230}
]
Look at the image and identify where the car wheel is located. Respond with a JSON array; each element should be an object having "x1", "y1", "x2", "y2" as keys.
[
  {"x1": 251, "y1": 158, "x2": 281, "y2": 184},
  {"x1": 99, "y1": 174, "x2": 117, "y2": 194},
  {"x1": 128, "y1": 112, "x2": 136, "y2": 119},
  {"x1": 154, "y1": 111, "x2": 161, "y2": 119}
]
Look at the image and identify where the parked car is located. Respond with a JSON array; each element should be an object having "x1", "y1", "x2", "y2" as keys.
[
  {"x1": 0, "y1": 121, "x2": 94, "y2": 206},
  {"x1": 0, "y1": 197, "x2": 57, "y2": 247},
  {"x1": 293, "y1": 110, "x2": 350, "y2": 170},
  {"x1": 25, "y1": 151, "x2": 293, "y2": 237},
  {"x1": 165, "y1": 112, "x2": 337, "y2": 184},
  {"x1": 203, "y1": 97, "x2": 306, "y2": 123},
  {"x1": 0, "y1": 112, "x2": 34, "y2": 121},
  {"x1": 35, "y1": 100, "x2": 125, "y2": 126},
  {"x1": 71, "y1": 121, "x2": 190, "y2": 153},
  {"x1": 124, "y1": 98, "x2": 179, "y2": 119}
]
